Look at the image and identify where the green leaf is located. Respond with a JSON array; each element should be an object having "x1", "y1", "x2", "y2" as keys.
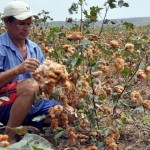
[
  {"x1": 122, "y1": 67, "x2": 132, "y2": 76},
  {"x1": 90, "y1": 138, "x2": 97, "y2": 142},
  {"x1": 89, "y1": 59, "x2": 96, "y2": 66},
  {"x1": 6, "y1": 133, "x2": 54, "y2": 150},
  {"x1": 70, "y1": 57, "x2": 84, "y2": 67},
  {"x1": 110, "y1": 20, "x2": 116, "y2": 24},
  {"x1": 121, "y1": 117, "x2": 127, "y2": 124},
  {"x1": 32, "y1": 146, "x2": 44, "y2": 150},
  {"x1": 97, "y1": 142, "x2": 105, "y2": 148},
  {"x1": 84, "y1": 6, "x2": 102, "y2": 22},
  {"x1": 79, "y1": 39, "x2": 91, "y2": 48},
  {"x1": 78, "y1": 104, "x2": 85, "y2": 110},
  {"x1": 51, "y1": 49, "x2": 59, "y2": 60},
  {"x1": 97, "y1": 129, "x2": 103, "y2": 134},
  {"x1": 109, "y1": 2, "x2": 117, "y2": 9},
  {"x1": 99, "y1": 94, "x2": 107, "y2": 100},
  {"x1": 12, "y1": 126, "x2": 27, "y2": 135},
  {"x1": 54, "y1": 130, "x2": 65, "y2": 140},
  {"x1": 123, "y1": 51, "x2": 136, "y2": 58},
  {"x1": 104, "y1": 128, "x2": 111, "y2": 137},
  {"x1": 112, "y1": 92, "x2": 120, "y2": 100},
  {"x1": 119, "y1": 101, "x2": 129, "y2": 107},
  {"x1": 131, "y1": 106, "x2": 145, "y2": 119},
  {"x1": 32, "y1": 114, "x2": 47, "y2": 122},
  {"x1": 104, "y1": 126, "x2": 116, "y2": 137},
  {"x1": 123, "y1": 2, "x2": 129, "y2": 7},
  {"x1": 69, "y1": 53, "x2": 84, "y2": 67},
  {"x1": 118, "y1": 0, "x2": 129, "y2": 8},
  {"x1": 77, "y1": 44, "x2": 83, "y2": 51},
  {"x1": 71, "y1": 52, "x2": 79, "y2": 58},
  {"x1": 96, "y1": 42, "x2": 112, "y2": 55},
  {"x1": 134, "y1": 106, "x2": 145, "y2": 112},
  {"x1": 123, "y1": 22, "x2": 134, "y2": 30},
  {"x1": 68, "y1": 3, "x2": 78, "y2": 14},
  {"x1": 115, "y1": 119, "x2": 123, "y2": 125},
  {"x1": 118, "y1": 0, "x2": 124, "y2": 7},
  {"x1": 49, "y1": 91, "x2": 60, "y2": 100}
]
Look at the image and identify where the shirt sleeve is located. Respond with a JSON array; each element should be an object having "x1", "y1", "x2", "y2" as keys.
[
  {"x1": 27, "y1": 39, "x2": 44, "y2": 64},
  {"x1": 0, "y1": 44, "x2": 6, "y2": 71},
  {"x1": 35, "y1": 45, "x2": 44, "y2": 64}
]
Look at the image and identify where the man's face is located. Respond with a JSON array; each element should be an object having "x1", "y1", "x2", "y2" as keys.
[{"x1": 6, "y1": 17, "x2": 32, "y2": 40}]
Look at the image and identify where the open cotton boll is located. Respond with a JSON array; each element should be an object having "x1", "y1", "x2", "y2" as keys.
[{"x1": 33, "y1": 58, "x2": 71, "y2": 98}]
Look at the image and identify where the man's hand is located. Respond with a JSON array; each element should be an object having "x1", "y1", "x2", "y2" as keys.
[{"x1": 17, "y1": 58, "x2": 40, "y2": 74}]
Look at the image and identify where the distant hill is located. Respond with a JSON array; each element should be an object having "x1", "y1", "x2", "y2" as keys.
[
  {"x1": 49, "y1": 17, "x2": 150, "y2": 27},
  {"x1": 109, "y1": 17, "x2": 150, "y2": 26}
]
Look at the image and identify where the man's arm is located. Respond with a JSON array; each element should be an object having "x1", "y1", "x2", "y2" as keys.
[
  {"x1": 0, "y1": 66, "x2": 20, "y2": 88},
  {"x1": 0, "y1": 58, "x2": 40, "y2": 89}
]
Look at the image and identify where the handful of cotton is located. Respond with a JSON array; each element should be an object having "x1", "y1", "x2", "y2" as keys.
[{"x1": 33, "y1": 58, "x2": 71, "y2": 98}]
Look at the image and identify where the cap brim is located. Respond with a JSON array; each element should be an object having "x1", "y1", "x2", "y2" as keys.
[
  {"x1": 1, "y1": 13, "x2": 39, "y2": 21},
  {"x1": 14, "y1": 12, "x2": 39, "y2": 20}
]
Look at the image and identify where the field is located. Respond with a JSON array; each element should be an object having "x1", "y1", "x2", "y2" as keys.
[{"x1": 0, "y1": 21, "x2": 150, "y2": 150}]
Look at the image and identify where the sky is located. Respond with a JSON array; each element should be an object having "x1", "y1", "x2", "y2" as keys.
[{"x1": 0, "y1": 0, "x2": 150, "y2": 21}]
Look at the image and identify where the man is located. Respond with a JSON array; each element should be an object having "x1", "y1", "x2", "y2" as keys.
[{"x1": 0, "y1": 0, "x2": 61, "y2": 144}]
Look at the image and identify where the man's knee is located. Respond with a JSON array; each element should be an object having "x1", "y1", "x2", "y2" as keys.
[{"x1": 17, "y1": 79, "x2": 39, "y2": 95}]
